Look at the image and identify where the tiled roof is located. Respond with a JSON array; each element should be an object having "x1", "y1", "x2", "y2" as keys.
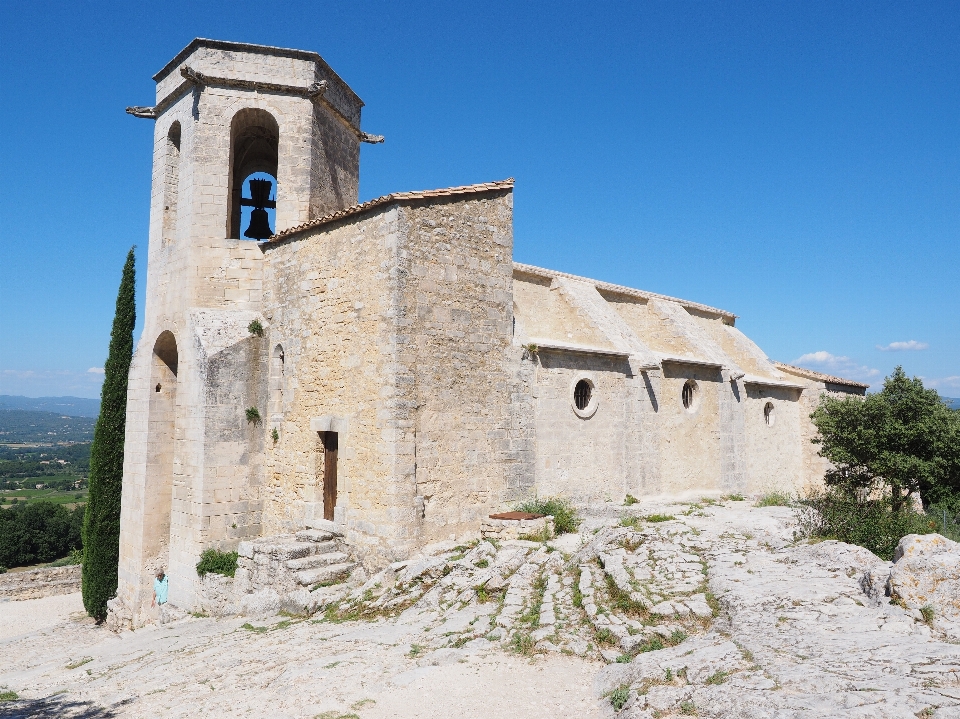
[
  {"x1": 265, "y1": 179, "x2": 515, "y2": 244},
  {"x1": 774, "y1": 362, "x2": 871, "y2": 389},
  {"x1": 513, "y1": 263, "x2": 738, "y2": 323}
]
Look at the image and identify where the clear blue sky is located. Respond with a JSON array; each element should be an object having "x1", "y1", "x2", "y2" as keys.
[{"x1": 1, "y1": 1, "x2": 957, "y2": 399}]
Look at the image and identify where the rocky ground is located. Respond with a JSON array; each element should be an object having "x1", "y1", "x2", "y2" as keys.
[{"x1": 2, "y1": 498, "x2": 960, "y2": 718}]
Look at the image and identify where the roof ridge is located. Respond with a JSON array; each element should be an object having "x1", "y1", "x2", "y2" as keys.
[
  {"x1": 265, "y1": 178, "x2": 515, "y2": 244},
  {"x1": 512, "y1": 262, "x2": 737, "y2": 321},
  {"x1": 774, "y1": 362, "x2": 871, "y2": 389}
]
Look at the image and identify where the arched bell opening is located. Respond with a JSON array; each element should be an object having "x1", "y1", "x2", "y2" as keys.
[
  {"x1": 227, "y1": 108, "x2": 279, "y2": 240},
  {"x1": 145, "y1": 331, "x2": 179, "y2": 563}
]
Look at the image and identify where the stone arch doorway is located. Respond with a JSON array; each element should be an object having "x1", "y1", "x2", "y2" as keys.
[{"x1": 144, "y1": 330, "x2": 178, "y2": 561}]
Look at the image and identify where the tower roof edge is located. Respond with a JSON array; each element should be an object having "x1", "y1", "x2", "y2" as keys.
[{"x1": 152, "y1": 38, "x2": 363, "y2": 106}]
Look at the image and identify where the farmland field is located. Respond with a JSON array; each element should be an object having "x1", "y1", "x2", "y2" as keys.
[{"x1": 0, "y1": 485, "x2": 88, "y2": 509}]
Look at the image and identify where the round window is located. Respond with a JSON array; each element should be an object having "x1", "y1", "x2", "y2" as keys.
[
  {"x1": 574, "y1": 379, "x2": 592, "y2": 411},
  {"x1": 570, "y1": 376, "x2": 598, "y2": 418},
  {"x1": 682, "y1": 379, "x2": 698, "y2": 412},
  {"x1": 764, "y1": 401, "x2": 775, "y2": 426}
]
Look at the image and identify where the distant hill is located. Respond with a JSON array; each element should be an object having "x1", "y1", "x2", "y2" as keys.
[
  {"x1": 0, "y1": 395, "x2": 100, "y2": 418},
  {"x1": 0, "y1": 410, "x2": 96, "y2": 444},
  {"x1": 944, "y1": 397, "x2": 960, "y2": 410}
]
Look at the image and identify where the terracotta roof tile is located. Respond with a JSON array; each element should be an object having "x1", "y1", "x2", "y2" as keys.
[
  {"x1": 265, "y1": 179, "x2": 515, "y2": 244},
  {"x1": 774, "y1": 362, "x2": 871, "y2": 389}
]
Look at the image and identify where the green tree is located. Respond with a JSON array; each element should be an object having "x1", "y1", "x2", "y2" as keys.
[
  {"x1": 812, "y1": 366, "x2": 960, "y2": 510},
  {"x1": 0, "y1": 501, "x2": 83, "y2": 567},
  {"x1": 82, "y1": 248, "x2": 136, "y2": 621}
]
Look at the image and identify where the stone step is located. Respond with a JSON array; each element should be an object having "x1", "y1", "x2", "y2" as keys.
[
  {"x1": 295, "y1": 562, "x2": 355, "y2": 587},
  {"x1": 296, "y1": 529, "x2": 335, "y2": 543},
  {"x1": 286, "y1": 551, "x2": 349, "y2": 572},
  {"x1": 256, "y1": 541, "x2": 316, "y2": 561}
]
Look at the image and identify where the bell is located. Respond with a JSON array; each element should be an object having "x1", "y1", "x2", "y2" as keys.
[
  {"x1": 244, "y1": 207, "x2": 274, "y2": 240},
  {"x1": 241, "y1": 178, "x2": 276, "y2": 240}
]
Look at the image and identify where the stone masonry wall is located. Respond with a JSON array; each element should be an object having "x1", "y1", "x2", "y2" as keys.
[
  {"x1": 0, "y1": 565, "x2": 81, "y2": 601},
  {"x1": 397, "y1": 191, "x2": 527, "y2": 543},
  {"x1": 260, "y1": 206, "x2": 401, "y2": 558}
]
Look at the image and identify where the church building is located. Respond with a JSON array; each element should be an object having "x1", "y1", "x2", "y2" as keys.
[{"x1": 115, "y1": 39, "x2": 867, "y2": 618}]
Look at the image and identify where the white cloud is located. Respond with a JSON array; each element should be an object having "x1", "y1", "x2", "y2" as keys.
[
  {"x1": 87, "y1": 367, "x2": 105, "y2": 374},
  {"x1": 792, "y1": 351, "x2": 883, "y2": 386},
  {"x1": 926, "y1": 376, "x2": 960, "y2": 391},
  {"x1": 876, "y1": 340, "x2": 929, "y2": 352}
]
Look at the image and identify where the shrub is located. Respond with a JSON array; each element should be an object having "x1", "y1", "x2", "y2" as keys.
[
  {"x1": 624, "y1": 494, "x2": 639, "y2": 506},
  {"x1": 195, "y1": 549, "x2": 239, "y2": 578},
  {"x1": 755, "y1": 491, "x2": 792, "y2": 507},
  {"x1": 795, "y1": 489, "x2": 936, "y2": 561},
  {"x1": 515, "y1": 496, "x2": 581, "y2": 534},
  {"x1": 247, "y1": 319, "x2": 264, "y2": 337},
  {"x1": 245, "y1": 407, "x2": 262, "y2": 425}
]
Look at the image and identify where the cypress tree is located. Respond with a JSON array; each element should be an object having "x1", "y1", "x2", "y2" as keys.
[{"x1": 82, "y1": 247, "x2": 136, "y2": 621}]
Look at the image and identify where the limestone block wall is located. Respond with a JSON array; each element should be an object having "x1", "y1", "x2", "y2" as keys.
[
  {"x1": 532, "y1": 350, "x2": 635, "y2": 503},
  {"x1": 260, "y1": 187, "x2": 523, "y2": 558},
  {"x1": 0, "y1": 565, "x2": 82, "y2": 601},
  {"x1": 260, "y1": 207, "x2": 403, "y2": 556},
  {"x1": 658, "y1": 363, "x2": 724, "y2": 494},
  {"x1": 399, "y1": 192, "x2": 525, "y2": 542},
  {"x1": 743, "y1": 385, "x2": 803, "y2": 494}
]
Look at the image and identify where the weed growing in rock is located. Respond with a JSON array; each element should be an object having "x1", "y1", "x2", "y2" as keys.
[
  {"x1": 241, "y1": 623, "x2": 268, "y2": 633},
  {"x1": 65, "y1": 657, "x2": 93, "y2": 669},
  {"x1": 620, "y1": 515, "x2": 641, "y2": 528},
  {"x1": 515, "y1": 496, "x2": 581, "y2": 534},
  {"x1": 680, "y1": 700, "x2": 697, "y2": 715},
  {"x1": 595, "y1": 627, "x2": 616, "y2": 646},
  {"x1": 624, "y1": 494, "x2": 639, "y2": 505},
  {"x1": 645, "y1": 514, "x2": 675, "y2": 523},
  {"x1": 475, "y1": 558, "x2": 489, "y2": 568},
  {"x1": 0, "y1": 691, "x2": 18, "y2": 702},
  {"x1": 921, "y1": 605, "x2": 935, "y2": 626},
  {"x1": 722, "y1": 493, "x2": 746, "y2": 501},
  {"x1": 247, "y1": 319, "x2": 264, "y2": 336},
  {"x1": 609, "y1": 685, "x2": 630, "y2": 710},
  {"x1": 756, "y1": 491, "x2": 792, "y2": 507},
  {"x1": 706, "y1": 669, "x2": 728, "y2": 684},
  {"x1": 407, "y1": 644, "x2": 424, "y2": 658},
  {"x1": 195, "y1": 549, "x2": 238, "y2": 578},
  {"x1": 350, "y1": 699, "x2": 375, "y2": 710},
  {"x1": 511, "y1": 632, "x2": 535, "y2": 655}
]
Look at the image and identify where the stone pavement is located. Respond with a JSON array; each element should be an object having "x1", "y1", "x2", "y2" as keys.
[{"x1": 3, "y1": 498, "x2": 960, "y2": 718}]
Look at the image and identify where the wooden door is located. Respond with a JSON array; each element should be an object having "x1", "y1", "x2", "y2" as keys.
[{"x1": 323, "y1": 431, "x2": 338, "y2": 521}]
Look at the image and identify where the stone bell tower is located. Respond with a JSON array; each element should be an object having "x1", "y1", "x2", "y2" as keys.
[{"x1": 114, "y1": 39, "x2": 381, "y2": 626}]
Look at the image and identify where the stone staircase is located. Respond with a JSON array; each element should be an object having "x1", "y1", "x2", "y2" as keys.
[{"x1": 235, "y1": 528, "x2": 356, "y2": 598}]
